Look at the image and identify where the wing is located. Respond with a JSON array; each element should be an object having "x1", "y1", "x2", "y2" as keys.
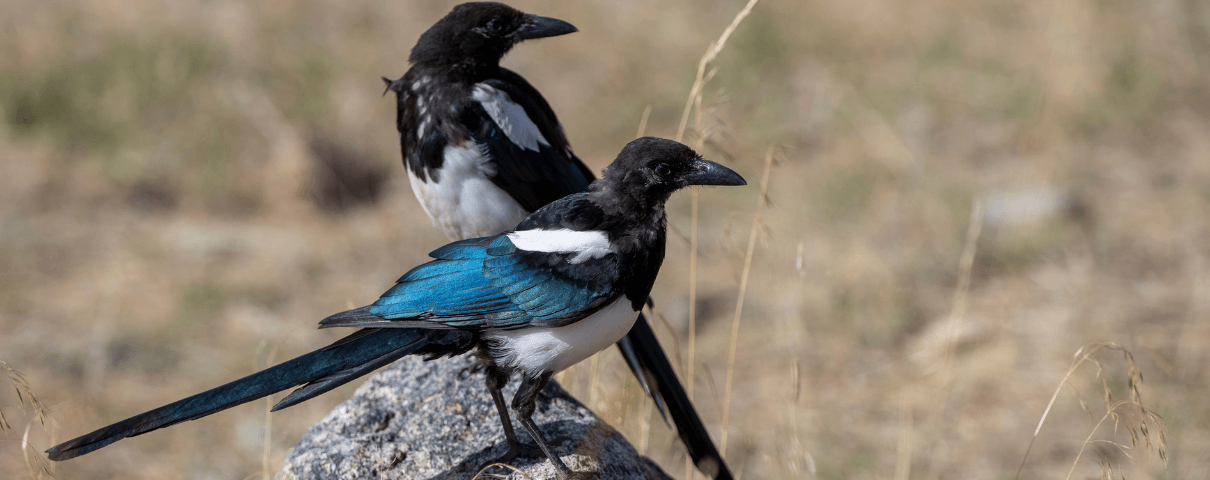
[
  {"x1": 320, "y1": 236, "x2": 620, "y2": 330},
  {"x1": 389, "y1": 69, "x2": 593, "y2": 209},
  {"x1": 460, "y1": 71, "x2": 595, "y2": 212},
  {"x1": 488, "y1": 69, "x2": 581, "y2": 166}
]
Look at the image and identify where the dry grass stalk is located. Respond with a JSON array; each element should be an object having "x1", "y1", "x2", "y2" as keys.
[
  {"x1": 648, "y1": 305, "x2": 686, "y2": 372},
  {"x1": 1015, "y1": 343, "x2": 1167, "y2": 480},
  {"x1": 588, "y1": 351, "x2": 602, "y2": 410},
  {"x1": 617, "y1": 366, "x2": 635, "y2": 431},
  {"x1": 1015, "y1": 343, "x2": 1110, "y2": 478},
  {"x1": 22, "y1": 419, "x2": 45, "y2": 480},
  {"x1": 784, "y1": 357, "x2": 815, "y2": 476},
  {"x1": 637, "y1": 105, "x2": 653, "y2": 139},
  {"x1": 673, "y1": 0, "x2": 759, "y2": 143},
  {"x1": 638, "y1": 394, "x2": 654, "y2": 456},
  {"x1": 938, "y1": 198, "x2": 984, "y2": 383},
  {"x1": 3, "y1": 361, "x2": 53, "y2": 479},
  {"x1": 699, "y1": 363, "x2": 725, "y2": 421},
  {"x1": 719, "y1": 146, "x2": 777, "y2": 459},
  {"x1": 916, "y1": 198, "x2": 983, "y2": 479},
  {"x1": 668, "y1": 1, "x2": 759, "y2": 477},
  {"x1": 1, "y1": 361, "x2": 49, "y2": 431},
  {"x1": 1064, "y1": 399, "x2": 1158, "y2": 480},
  {"x1": 555, "y1": 364, "x2": 576, "y2": 400},
  {"x1": 472, "y1": 462, "x2": 531, "y2": 479}
]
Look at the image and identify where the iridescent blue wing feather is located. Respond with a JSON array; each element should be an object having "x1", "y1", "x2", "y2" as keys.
[{"x1": 321, "y1": 235, "x2": 619, "y2": 330}]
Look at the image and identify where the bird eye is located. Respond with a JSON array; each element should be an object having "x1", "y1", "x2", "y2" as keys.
[
  {"x1": 654, "y1": 163, "x2": 672, "y2": 177},
  {"x1": 486, "y1": 19, "x2": 503, "y2": 34}
]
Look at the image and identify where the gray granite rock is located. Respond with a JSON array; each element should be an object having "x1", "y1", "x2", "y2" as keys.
[{"x1": 276, "y1": 355, "x2": 671, "y2": 480}]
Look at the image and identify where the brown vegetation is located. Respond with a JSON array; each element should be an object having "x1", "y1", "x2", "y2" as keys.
[{"x1": 2, "y1": 0, "x2": 1208, "y2": 478}]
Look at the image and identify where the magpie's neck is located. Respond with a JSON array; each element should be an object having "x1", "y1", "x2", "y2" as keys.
[
  {"x1": 588, "y1": 187, "x2": 671, "y2": 220},
  {"x1": 584, "y1": 191, "x2": 667, "y2": 254},
  {"x1": 607, "y1": 204, "x2": 667, "y2": 310},
  {"x1": 411, "y1": 60, "x2": 502, "y2": 85}
]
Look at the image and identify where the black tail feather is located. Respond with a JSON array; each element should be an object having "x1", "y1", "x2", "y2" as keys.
[
  {"x1": 273, "y1": 342, "x2": 420, "y2": 411},
  {"x1": 617, "y1": 330, "x2": 670, "y2": 426},
  {"x1": 46, "y1": 328, "x2": 428, "y2": 461},
  {"x1": 619, "y1": 316, "x2": 733, "y2": 480},
  {"x1": 272, "y1": 328, "x2": 475, "y2": 411},
  {"x1": 319, "y1": 306, "x2": 396, "y2": 329}
]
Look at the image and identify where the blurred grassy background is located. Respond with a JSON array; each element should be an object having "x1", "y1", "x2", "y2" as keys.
[{"x1": 2, "y1": 0, "x2": 1209, "y2": 478}]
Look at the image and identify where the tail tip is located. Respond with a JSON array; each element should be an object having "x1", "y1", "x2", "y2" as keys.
[
  {"x1": 45, "y1": 445, "x2": 76, "y2": 462},
  {"x1": 319, "y1": 306, "x2": 376, "y2": 329}
]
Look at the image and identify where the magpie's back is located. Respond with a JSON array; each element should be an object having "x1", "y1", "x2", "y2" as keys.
[{"x1": 388, "y1": 59, "x2": 596, "y2": 239}]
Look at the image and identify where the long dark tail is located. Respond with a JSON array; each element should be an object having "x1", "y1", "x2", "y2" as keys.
[
  {"x1": 617, "y1": 315, "x2": 733, "y2": 480},
  {"x1": 47, "y1": 328, "x2": 450, "y2": 461}
]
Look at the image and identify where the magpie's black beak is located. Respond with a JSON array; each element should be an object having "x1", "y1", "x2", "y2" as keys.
[
  {"x1": 682, "y1": 159, "x2": 747, "y2": 187},
  {"x1": 514, "y1": 15, "x2": 578, "y2": 41}
]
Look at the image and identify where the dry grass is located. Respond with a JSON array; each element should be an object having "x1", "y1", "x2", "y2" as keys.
[
  {"x1": 1015, "y1": 342, "x2": 1168, "y2": 480},
  {"x1": 473, "y1": 462, "x2": 532, "y2": 480},
  {"x1": 2, "y1": 361, "x2": 54, "y2": 479},
  {"x1": 720, "y1": 145, "x2": 777, "y2": 459},
  {"x1": 3, "y1": 0, "x2": 1210, "y2": 478},
  {"x1": 671, "y1": 1, "x2": 760, "y2": 477}
]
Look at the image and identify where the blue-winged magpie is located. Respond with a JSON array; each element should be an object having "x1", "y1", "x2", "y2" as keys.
[
  {"x1": 45, "y1": 138, "x2": 745, "y2": 478},
  {"x1": 384, "y1": 4, "x2": 733, "y2": 477}
]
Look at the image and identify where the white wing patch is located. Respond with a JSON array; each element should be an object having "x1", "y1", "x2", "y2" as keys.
[
  {"x1": 472, "y1": 84, "x2": 550, "y2": 152},
  {"x1": 487, "y1": 298, "x2": 640, "y2": 376},
  {"x1": 407, "y1": 144, "x2": 529, "y2": 240},
  {"x1": 506, "y1": 229, "x2": 612, "y2": 264}
]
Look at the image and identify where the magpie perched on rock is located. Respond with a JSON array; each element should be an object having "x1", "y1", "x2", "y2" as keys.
[
  {"x1": 46, "y1": 138, "x2": 745, "y2": 479},
  {"x1": 384, "y1": 4, "x2": 734, "y2": 477}
]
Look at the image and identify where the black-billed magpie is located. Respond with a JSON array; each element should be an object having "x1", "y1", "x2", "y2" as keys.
[
  {"x1": 46, "y1": 138, "x2": 745, "y2": 478},
  {"x1": 384, "y1": 1, "x2": 587, "y2": 240},
  {"x1": 384, "y1": 4, "x2": 733, "y2": 477}
]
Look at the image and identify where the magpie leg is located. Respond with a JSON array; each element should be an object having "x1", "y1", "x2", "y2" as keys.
[
  {"x1": 480, "y1": 366, "x2": 544, "y2": 470},
  {"x1": 512, "y1": 374, "x2": 578, "y2": 478}
]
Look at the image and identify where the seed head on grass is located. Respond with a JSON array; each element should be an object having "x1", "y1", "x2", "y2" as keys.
[
  {"x1": 1013, "y1": 343, "x2": 1167, "y2": 480},
  {"x1": 1, "y1": 361, "x2": 49, "y2": 431},
  {"x1": 3, "y1": 360, "x2": 55, "y2": 479}
]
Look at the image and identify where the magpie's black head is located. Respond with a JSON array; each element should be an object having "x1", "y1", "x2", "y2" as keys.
[
  {"x1": 594, "y1": 137, "x2": 746, "y2": 211},
  {"x1": 409, "y1": 2, "x2": 577, "y2": 69}
]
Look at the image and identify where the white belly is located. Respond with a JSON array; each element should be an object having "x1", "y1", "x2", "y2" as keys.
[
  {"x1": 486, "y1": 298, "x2": 640, "y2": 377},
  {"x1": 407, "y1": 143, "x2": 530, "y2": 240}
]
